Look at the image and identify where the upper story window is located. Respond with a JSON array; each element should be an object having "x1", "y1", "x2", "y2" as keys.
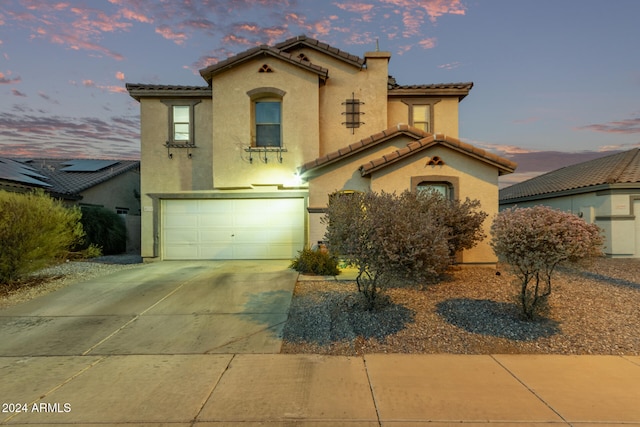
[
  {"x1": 412, "y1": 105, "x2": 430, "y2": 133},
  {"x1": 247, "y1": 87, "x2": 286, "y2": 149},
  {"x1": 403, "y1": 99, "x2": 440, "y2": 134},
  {"x1": 161, "y1": 100, "x2": 201, "y2": 145},
  {"x1": 172, "y1": 106, "x2": 190, "y2": 141},
  {"x1": 255, "y1": 101, "x2": 281, "y2": 147}
]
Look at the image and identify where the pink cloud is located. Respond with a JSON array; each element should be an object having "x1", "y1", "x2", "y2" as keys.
[
  {"x1": 0, "y1": 71, "x2": 21, "y2": 84},
  {"x1": 120, "y1": 8, "x2": 153, "y2": 24},
  {"x1": 334, "y1": 3, "x2": 375, "y2": 14},
  {"x1": 115, "y1": 71, "x2": 125, "y2": 81},
  {"x1": 421, "y1": 0, "x2": 466, "y2": 23},
  {"x1": 438, "y1": 62, "x2": 461, "y2": 70},
  {"x1": 418, "y1": 37, "x2": 436, "y2": 49},
  {"x1": 598, "y1": 142, "x2": 640, "y2": 151},
  {"x1": 82, "y1": 79, "x2": 96, "y2": 87},
  {"x1": 155, "y1": 25, "x2": 187, "y2": 45}
]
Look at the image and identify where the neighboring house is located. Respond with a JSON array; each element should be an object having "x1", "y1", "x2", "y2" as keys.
[
  {"x1": 499, "y1": 148, "x2": 640, "y2": 258},
  {"x1": 0, "y1": 157, "x2": 141, "y2": 251},
  {"x1": 127, "y1": 35, "x2": 516, "y2": 263}
]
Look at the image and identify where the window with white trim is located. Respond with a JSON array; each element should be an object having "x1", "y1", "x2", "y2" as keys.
[{"x1": 161, "y1": 99, "x2": 201, "y2": 146}]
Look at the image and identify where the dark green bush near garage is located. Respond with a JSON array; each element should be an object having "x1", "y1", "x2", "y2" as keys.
[{"x1": 78, "y1": 207, "x2": 127, "y2": 255}]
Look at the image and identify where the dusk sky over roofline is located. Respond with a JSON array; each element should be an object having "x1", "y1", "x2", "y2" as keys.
[{"x1": 0, "y1": 0, "x2": 639, "y2": 186}]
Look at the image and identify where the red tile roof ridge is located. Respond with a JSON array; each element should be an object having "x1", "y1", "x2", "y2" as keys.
[
  {"x1": 359, "y1": 133, "x2": 517, "y2": 176},
  {"x1": 298, "y1": 125, "x2": 430, "y2": 174}
]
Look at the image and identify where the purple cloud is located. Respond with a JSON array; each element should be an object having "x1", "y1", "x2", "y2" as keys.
[{"x1": 577, "y1": 117, "x2": 640, "y2": 134}]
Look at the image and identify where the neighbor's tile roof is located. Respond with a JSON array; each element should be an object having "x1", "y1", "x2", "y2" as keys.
[
  {"x1": 126, "y1": 84, "x2": 211, "y2": 100},
  {"x1": 500, "y1": 148, "x2": 640, "y2": 202},
  {"x1": 299, "y1": 124, "x2": 516, "y2": 177},
  {"x1": 0, "y1": 158, "x2": 139, "y2": 199},
  {"x1": 199, "y1": 44, "x2": 329, "y2": 84},
  {"x1": 274, "y1": 35, "x2": 365, "y2": 68}
]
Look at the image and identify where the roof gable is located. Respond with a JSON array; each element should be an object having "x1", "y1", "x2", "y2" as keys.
[
  {"x1": 359, "y1": 134, "x2": 517, "y2": 176},
  {"x1": 300, "y1": 125, "x2": 516, "y2": 177},
  {"x1": 274, "y1": 35, "x2": 365, "y2": 69},
  {"x1": 500, "y1": 148, "x2": 640, "y2": 202},
  {"x1": 199, "y1": 44, "x2": 329, "y2": 84},
  {"x1": 299, "y1": 124, "x2": 430, "y2": 175}
]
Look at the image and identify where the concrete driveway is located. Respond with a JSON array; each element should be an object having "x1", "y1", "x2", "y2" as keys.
[{"x1": 0, "y1": 260, "x2": 298, "y2": 356}]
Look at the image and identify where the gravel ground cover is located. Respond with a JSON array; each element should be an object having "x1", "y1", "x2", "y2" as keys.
[
  {"x1": 3, "y1": 256, "x2": 638, "y2": 355},
  {"x1": 281, "y1": 258, "x2": 640, "y2": 355},
  {"x1": 0, "y1": 255, "x2": 143, "y2": 309}
]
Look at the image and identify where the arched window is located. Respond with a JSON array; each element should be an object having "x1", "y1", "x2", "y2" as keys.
[{"x1": 247, "y1": 87, "x2": 286, "y2": 148}]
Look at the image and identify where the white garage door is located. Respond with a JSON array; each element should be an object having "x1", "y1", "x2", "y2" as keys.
[{"x1": 162, "y1": 198, "x2": 304, "y2": 260}]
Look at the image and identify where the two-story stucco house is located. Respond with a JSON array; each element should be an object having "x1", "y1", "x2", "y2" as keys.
[{"x1": 127, "y1": 35, "x2": 516, "y2": 263}]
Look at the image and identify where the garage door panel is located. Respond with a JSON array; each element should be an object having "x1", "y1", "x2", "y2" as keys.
[
  {"x1": 164, "y1": 245, "x2": 199, "y2": 259},
  {"x1": 200, "y1": 245, "x2": 233, "y2": 259},
  {"x1": 199, "y1": 230, "x2": 233, "y2": 243},
  {"x1": 200, "y1": 214, "x2": 234, "y2": 227},
  {"x1": 162, "y1": 198, "x2": 304, "y2": 260},
  {"x1": 164, "y1": 229, "x2": 199, "y2": 243}
]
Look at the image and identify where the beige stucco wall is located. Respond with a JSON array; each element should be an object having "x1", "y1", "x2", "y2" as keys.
[
  {"x1": 307, "y1": 141, "x2": 502, "y2": 264},
  {"x1": 138, "y1": 97, "x2": 213, "y2": 258},
  {"x1": 369, "y1": 145, "x2": 501, "y2": 264},
  {"x1": 387, "y1": 97, "x2": 460, "y2": 138},
  {"x1": 211, "y1": 58, "x2": 319, "y2": 189},
  {"x1": 281, "y1": 49, "x2": 391, "y2": 156}
]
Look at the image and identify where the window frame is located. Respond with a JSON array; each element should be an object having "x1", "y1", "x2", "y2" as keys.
[
  {"x1": 411, "y1": 175, "x2": 459, "y2": 201},
  {"x1": 402, "y1": 98, "x2": 441, "y2": 133},
  {"x1": 254, "y1": 100, "x2": 282, "y2": 147},
  {"x1": 161, "y1": 99, "x2": 201, "y2": 146},
  {"x1": 247, "y1": 87, "x2": 286, "y2": 148}
]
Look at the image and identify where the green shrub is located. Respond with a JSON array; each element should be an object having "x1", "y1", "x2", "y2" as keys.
[
  {"x1": 290, "y1": 247, "x2": 340, "y2": 276},
  {"x1": 0, "y1": 190, "x2": 85, "y2": 283},
  {"x1": 78, "y1": 207, "x2": 127, "y2": 255}
]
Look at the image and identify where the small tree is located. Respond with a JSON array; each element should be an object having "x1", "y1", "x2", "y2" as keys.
[
  {"x1": 491, "y1": 206, "x2": 604, "y2": 319},
  {"x1": 324, "y1": 190, "x2": 487, "y2": 309},
  {"x1": 0, "y1": 190, "x2": 85, "y2": 283}
]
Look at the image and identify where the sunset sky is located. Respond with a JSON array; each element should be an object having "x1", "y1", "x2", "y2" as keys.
[{"x1": 1, "y1": 0, "x2": 639, "y2": 185}]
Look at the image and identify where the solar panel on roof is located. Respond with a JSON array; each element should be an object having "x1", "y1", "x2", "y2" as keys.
[
  {"x1": 0, "y1": 158, "x2": 51, "y2": 187},
  {"x1": 60, "y1": 160, "x2": 118, "y2": 172}
]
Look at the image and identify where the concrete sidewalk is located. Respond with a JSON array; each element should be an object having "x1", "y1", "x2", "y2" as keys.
[{"x1": 2, "y1": 353, "x2": 640, "y2": 425}]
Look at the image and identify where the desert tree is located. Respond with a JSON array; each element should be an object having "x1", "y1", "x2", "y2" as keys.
[
  {"x1": 491, "y1": 205, "x2": 604, "y2": 319},
  {"x1": 323, "y1": 189, "x2": 487, "y2": 309}
]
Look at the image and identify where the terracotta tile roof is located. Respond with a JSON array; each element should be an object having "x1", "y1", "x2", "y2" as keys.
[
  {"x1": 299, "y1": 125, "x2": 516, "y2": 177},
  {"x1": 500, "y1": 148, "x2": 640, "y2": 202},
  {"x1": 0, "y1": 158, "x2": 140, "y2": 199},
  {"x1": 299, "y1": 124, "x2": 430, "y2": 175},
  {"x1": 388, "y1": 81, "x2": 474, "y2": 100},
  {"x1": 199, "y1": 44, "x2": 329, "y2": 84},
  {"x1": 359, "y1": 134, "x2": 517, "y2": 176},
  {"x1": 274, "y1": 35, "x2": 364, "y2": 68},
  {"x1": 126, "y1": 84, "x2": 211, "y2": 100}
]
